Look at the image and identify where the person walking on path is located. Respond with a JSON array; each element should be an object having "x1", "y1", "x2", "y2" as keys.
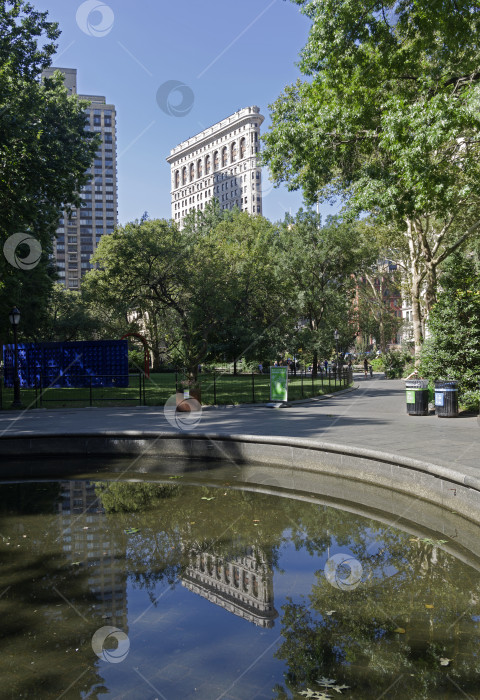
[{"x1": 364, "y1": 358, "x2": 369, "y2": 378}]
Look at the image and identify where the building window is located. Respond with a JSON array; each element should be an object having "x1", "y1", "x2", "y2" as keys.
[
  {"x1": 190, "y1": 163, "x2": 194, "y2": 182},
  {"x1": 182, "y1": 167, "x2": 187, "y2": 185},
  {"x1": 231, "y1": 142, "x2": 237, "y2": 162},
  {"x1": 240, "y1": 137, "x2": 246, "y2": 158},
  {"x1": 175, "y1": 171, "x2": 180, "y2": 188},
  {"x1": 197, "y1": 159, "x2": 202, "y2": 178},
  {"x1": 205, "y1": 155, "x2": 211, "y2": 174},
  {"x1": 222, "y1": 146, "x2": 228, "y2": 167}
]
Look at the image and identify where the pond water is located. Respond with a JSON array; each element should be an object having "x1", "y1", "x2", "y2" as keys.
[{"x1": 0, "y1": 468, "x2": 479, "y2": 700}]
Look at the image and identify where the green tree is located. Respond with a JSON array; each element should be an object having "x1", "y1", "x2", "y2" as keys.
[
  {"x1": 262, "y1": 0, "x2": 480, "y2": 359},
  {"x1": 278, "y1": 210, "x2": 372, "y2": 375},
  {"x1": 40, "y1": 283, "x2": 101, "y2": 341},
  {"x1": 84, "y1": 209, "x2": 286, "y2": 381},
  {"x1": 205, "y1": 211, "x2": 288, "y2": 373},
  {"x1": 356, "y1": 264, "x2": 403, "y2": 353},
  {"x1": 420, "y1": 253, "x2": 480, "y2": 398},
  {"x1": 0, "y1": 1, "x2": 98, "y2": 344}
]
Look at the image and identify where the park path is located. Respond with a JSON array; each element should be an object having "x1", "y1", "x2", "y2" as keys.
[{"x1": 0, "y1": 374, "x2": 479, "y2": 478}]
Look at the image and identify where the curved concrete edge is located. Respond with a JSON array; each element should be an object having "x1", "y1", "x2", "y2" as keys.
[
  {"x1": 0, "y1": 430, "x2": 476, "y2": 492},
  {"x1": 0, "y1": 431, "x2": 479, "y2": 524}
]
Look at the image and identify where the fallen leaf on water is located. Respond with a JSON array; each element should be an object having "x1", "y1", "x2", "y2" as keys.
[
  {"x1": 124, "y1": 527, "x2": 140, "y2": 534},
  {"x1": 425, "y1": 604, "x2": 434, "y2": 609},
  {"x1": 394, "y1": 627, "x2": 406, "y2": 634},
  {"x1": 440, "y1": 657, "x2": 452, "y2": 666},
  {"x1": 325, "y1": 610, "x2": 336, "y2": 616},
  {"x1": 201, "y1": 497, "x2": 215, "y2": 501}
]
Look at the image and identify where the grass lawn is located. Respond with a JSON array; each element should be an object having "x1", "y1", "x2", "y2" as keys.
[{"x1": 0, "y1": 371, "x2": 352, "y2": 410}]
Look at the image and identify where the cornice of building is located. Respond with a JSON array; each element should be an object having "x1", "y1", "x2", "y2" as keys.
[{"x1": 167, "y1": 106, "x2": 264, "y2": 164}]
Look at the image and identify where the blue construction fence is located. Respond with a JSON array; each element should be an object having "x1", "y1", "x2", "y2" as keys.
[{"x1": 2, "y1": 339, "x2": 129, "y2": 388}]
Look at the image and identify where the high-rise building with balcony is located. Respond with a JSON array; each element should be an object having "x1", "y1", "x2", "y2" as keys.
[
  {"x1": 42, "y1": 67, "x2": 118, "y2": 289},
  {"x1": 167, "y1": 106, "x2": 264, "y2": 228}
]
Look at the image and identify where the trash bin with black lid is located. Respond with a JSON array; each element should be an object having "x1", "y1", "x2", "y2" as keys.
[
  {"x1": 434, "y1": 380, "x2": 459, "y2": 417},
  {"x1": 405, "y1": 379, "x2": 429, "y2": 416}
]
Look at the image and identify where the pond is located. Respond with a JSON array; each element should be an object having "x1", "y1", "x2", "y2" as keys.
[{"x1": 0, "y1": 464, "x2": 479, "y2": 699}]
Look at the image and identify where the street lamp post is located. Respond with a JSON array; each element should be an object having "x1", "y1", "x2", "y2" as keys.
[
  {"x1": 294, "y1": 323, "x2": 300, "y2": 377},
  {"x1": 8, "y1": 307, "x2": 22, "y2": 408},
  {"x1": 334, "y1": 329, "x2": 339, "y2": 378}
]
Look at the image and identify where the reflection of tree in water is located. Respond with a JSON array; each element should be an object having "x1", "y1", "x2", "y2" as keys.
[
  {"x1": 95, "y1": 481, "x2": 287, "y2": 602},
  {"x1": 3, "y1": 480, "x2": 479, "y2": 699},
  {"x1": 272, "y1": 507, "x2": 480, "y2": 700}
]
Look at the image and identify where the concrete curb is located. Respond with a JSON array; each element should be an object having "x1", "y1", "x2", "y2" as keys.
[
  {"x1": 0, "y1": 430, "x2": 479, "y2": 522},
  {"x1": 0, "y1": 429, "x2": 473, "y2": 485}
]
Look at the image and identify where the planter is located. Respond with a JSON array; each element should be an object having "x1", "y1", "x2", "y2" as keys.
[
  {"x1": 190, "y1": 387, "x2": 202, "y2": 403},
  {"x1": 176, "y1": 386, "x2": 202, "y2": 411},
  {"x1": 176, "y1": 391, "x2": 191, "y2": 412}
]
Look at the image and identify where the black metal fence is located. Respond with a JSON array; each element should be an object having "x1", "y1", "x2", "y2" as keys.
[
  {"x1": 0, "y1": 373, "x2": 144, "y2": 409},
  {"x1": 0, "y1": 368, "x2": 353, "y2": 410},
  {"x1": 175, "y1": 368, "x2": 353, "y2": 405}
]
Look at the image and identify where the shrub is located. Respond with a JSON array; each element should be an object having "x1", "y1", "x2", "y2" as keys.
[
  {"x1": 128, "y1": 349, "x2": 145, "y2": 372},
  {"x1": 420, "y1": 254, "x2": 480, "y2": 398}
]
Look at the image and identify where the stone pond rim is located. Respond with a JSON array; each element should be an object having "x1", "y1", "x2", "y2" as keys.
[{"x1": 1, "y1": 430, "x2": 479, "y2": 524}]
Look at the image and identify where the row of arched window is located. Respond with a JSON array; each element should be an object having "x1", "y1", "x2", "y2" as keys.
[
  {"x1": 199, "y1": 555, "x2": 259, "y2": 596},
  {"x1": 174, "y1": 138, "x2": 248, "y2": 188}
]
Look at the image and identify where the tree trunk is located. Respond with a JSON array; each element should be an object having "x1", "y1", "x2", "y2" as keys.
[
  {"x1": 424, "y1": 262, "x2": 437, "y2": 319},
  {"x1": 151, "y1": 345, "x2": 161, "y2": 372},
  {"x1": 312, "y1": 349, "x2": 318, "y2": 378},
  {"x1": 233, "y1": 358, "x2": 237, "y2": 375},
  {"x1": 379, "y1": 315, "x2": 386, "y2": 353},
  {"x1": 406, "y1": 220, "x2": 425, "y2": 364},
  {"x1": 410, "y1": 276, "x2": 424, "y2": 365}
]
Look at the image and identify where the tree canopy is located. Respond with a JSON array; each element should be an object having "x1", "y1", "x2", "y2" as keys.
[
  {"x1": 277, "y1": 210, "x2": 373, "y2": 372},
  {"x1": 0, "y1": 0, "x2": 98, "y2": 344},
  {"x1": 84, "y1": 207, "x2": 288, "y2": 378},
  {"x1": 262, "y1": 0, "x2": 480, "y2": 357}
]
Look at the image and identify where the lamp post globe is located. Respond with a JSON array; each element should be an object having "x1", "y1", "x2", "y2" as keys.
[
  {"x1": 8, "y1": 306, "x2": 22, "y2": 408},
  {"x1": 9, "y1": 307, "x2": 21, "y2": 326}
]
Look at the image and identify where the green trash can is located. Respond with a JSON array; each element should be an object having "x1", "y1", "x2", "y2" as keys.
[
  {"x1": 405, "y1": 379, "x2": 429, "y2": 416},
  {"x1": 434, "y1": 380, "x2": 459, "y2": 417}
]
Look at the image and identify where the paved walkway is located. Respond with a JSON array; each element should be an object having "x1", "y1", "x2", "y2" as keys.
[{"x1": 1, "y1": 374, "x2": 479, "y2": 478}]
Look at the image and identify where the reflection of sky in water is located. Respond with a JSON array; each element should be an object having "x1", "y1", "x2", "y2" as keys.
[
  {"x1": 1, "y1": 478, "x2": 480, "y2": 700},
  {"x1": 117, "y1": 534, "x2": 327, "y2": 698}
]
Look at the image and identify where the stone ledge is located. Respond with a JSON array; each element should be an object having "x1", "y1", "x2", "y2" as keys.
[{"x1": 0, "y1": 431, "x2": 479, "y2": 523}]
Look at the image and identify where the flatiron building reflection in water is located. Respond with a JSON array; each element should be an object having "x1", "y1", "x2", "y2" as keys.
[{"x1": 181, "y1": 545, "x2": 278, "y2": 627}]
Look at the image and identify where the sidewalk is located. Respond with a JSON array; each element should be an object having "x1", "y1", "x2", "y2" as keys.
[{"x1": 0, "y1": 375, "x2": 479, "y2": 478}]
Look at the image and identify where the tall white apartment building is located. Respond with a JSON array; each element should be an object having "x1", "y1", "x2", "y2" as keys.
[
  {"x1": 167, "y1": 106, "x2": 264, "y2": 227},
  {"x1": 42, "y1": 67, "x2": 118, "y2": 289}
]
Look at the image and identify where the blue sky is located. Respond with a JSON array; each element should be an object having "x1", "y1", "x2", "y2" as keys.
[{"x1": 35, "y1": 0, "x2": 336, "y2": 225}]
